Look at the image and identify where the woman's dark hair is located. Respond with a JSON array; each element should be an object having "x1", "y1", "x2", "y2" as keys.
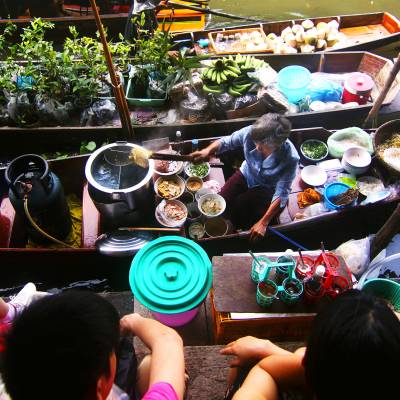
[
  {"x1": 304, "y1": 289, "x2": 400, "y2": 400},
  {"x1": 2, "y1": 291, "x2": 120, "y2": 400},
  {"x1": 250, "y1": 113, "x2": 292, "y2": 148}
]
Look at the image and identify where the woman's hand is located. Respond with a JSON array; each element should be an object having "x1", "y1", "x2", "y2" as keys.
[
  {"x1": 220, "y1": 336, "x2": 291, "y2": 367},
  {"x1": 249, "y1": 219, "x2": 268, "y2": 241},
  {"x1": 190, "y1": 148, "x2": 211, "y2": 163}
]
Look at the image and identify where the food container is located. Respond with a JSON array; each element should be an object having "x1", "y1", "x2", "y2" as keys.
[
  {"x1": 184, "y1": 162, "x2": 210, "y2": 179},
  {"x1": 186, "y1": 176, "x2": 203, "y2": 193},
  {"x1": 154, "y1": 175, "x2": 185, "y2": 200},
  {"x1": 323, "y1": 182, "x2": 355, "y2": 210},
  {"x1": 198, "y1": 193, "x2": 226, "y2": 217},
  {"x1": 155, "y1": 200, "x2": 187, "y2": 228},
  {"x1": 300, "y1": 139, "x2": 329, "y2": 163},
  {"x1": 251, "y1": 256, "x2": 271, "y2": 283},
  {"x1": 342, "y1": 72, "x2": 374, "y2": 105},
  {"x1": 275, "y1": 254, "x2": 296, "y2": 284},
  {"x1": 280, "y1": 278, "x2": 303, "y2": 304},
  {"x1": 188, "y1": 222, "x2": 205, "y2": 240},
  {"x1": 204, "y1": 217, "x2": 229, "y2": 237},
  {"x1": 256, "y1": 280, "x2": 278, "y2": 307},
  {"x1": 341, "y1": 146, "x2": 371, "y2": 175},
  {"x1": 186, "y1": 202, "x2": 202, "y2": 222},
  {"x1": 129, "y1": 236, "x2": 212, "y2": 327},
  {"x1": 277, "y1": 66, "x2": 311, "y2": 103},
  {"x1": 300, "y1": 165, "x2": 327, "y2": 187},
  {"x1": 295, "y1": 256, "x2": 314, "y2": 280}
]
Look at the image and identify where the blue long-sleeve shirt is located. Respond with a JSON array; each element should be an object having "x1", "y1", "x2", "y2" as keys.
[{"x1": 217, "y1": 125, "x2": 299, "y2": 208}]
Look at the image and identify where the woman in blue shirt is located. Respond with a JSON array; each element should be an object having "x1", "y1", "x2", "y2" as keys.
[{"x1": 191, "y1": 113, "x2": 299, "y2": 240}]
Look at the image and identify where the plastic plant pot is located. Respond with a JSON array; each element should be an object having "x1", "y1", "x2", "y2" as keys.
[
  {"x1": 256, "y1": 279, "x2": 278, "y2": 307},
  {"x1": 251, "y1": 256, "x2": 272, "y2": 283},
  {"x1": 280, "y1": 278, "x2": 304, "y2": 305}
]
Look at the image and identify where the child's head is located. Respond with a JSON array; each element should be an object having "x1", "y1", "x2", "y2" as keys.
[
  {"x1": 2, "y1": 291, "x2": 120, "y2": 400},
  {"x1": 304, "y1": 289, "x2": 400, "y2": 399}
]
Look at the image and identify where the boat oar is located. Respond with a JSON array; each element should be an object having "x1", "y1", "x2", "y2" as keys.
[
  {"x1": 89, "y1": 0, "x2": 134, "y2": 139},
  {"x1": 166, "y1": 1, "x2": 261, "y2": 22},
  {"x1": 363, "y1": 52, "x2": 400, "y2": 128}
]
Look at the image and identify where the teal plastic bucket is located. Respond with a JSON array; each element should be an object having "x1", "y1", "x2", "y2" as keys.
[
  {"x1": 129, "y1": 236, "x2": 212, "y2": 326},
  {"x1": 278, "y1": 66, "x2": 311, "y2": 103},
  {"x1": 362, "y1": 278, "x2": 400, "y2": 311}
]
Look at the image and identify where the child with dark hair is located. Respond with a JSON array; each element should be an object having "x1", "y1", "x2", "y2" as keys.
[
  {"x1": 2, "y1": 291, "x2": 185, "y2": 400},
  {"x1": 221, "y1": 290, "x2": 400, "y2": 400}
]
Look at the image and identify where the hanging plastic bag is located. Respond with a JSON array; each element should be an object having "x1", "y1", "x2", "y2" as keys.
[
  {"x1": 335, "y1": 235, "x2": 374, "y2": 277},
  {"x1": 327, "y1": 127, "x2": 373, "y2": 158}
]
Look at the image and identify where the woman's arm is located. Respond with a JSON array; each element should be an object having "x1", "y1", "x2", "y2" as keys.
[
  {"x1": 249, "y1": 198, "x2": 281, "y2": 241},
  {"x1": 190, "y1": 139, "x2": 221, "y2": 163}
]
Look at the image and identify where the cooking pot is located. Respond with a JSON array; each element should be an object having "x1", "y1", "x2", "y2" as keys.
[{"x1": 85, "y1": 142, "x2": 154, "y2": 228}]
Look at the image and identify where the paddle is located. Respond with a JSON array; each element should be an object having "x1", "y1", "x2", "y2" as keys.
[
  {"x1": 363, "y1": 51, "x2": 400, "y2": 128},
  {"x1": 166, "y1": 1, "x2": 261, "y2": 22}
]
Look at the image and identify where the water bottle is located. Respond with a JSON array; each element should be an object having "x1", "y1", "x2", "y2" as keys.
[
  {"x1": 175, "y1": 130, "x2": 182, "y2": 154},
  {"x1": 304, "y1": 265, "x2": 325, "y2": 302}
]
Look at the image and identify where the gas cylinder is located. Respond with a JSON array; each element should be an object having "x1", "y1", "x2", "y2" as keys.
[{"x1": 5, "y1": 154, "x2": 71, "y2": 244}]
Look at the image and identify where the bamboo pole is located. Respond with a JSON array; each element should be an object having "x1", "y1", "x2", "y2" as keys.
[
  {"x1": 363, "y1": 52, "x2": 400, "y2": 128},
  {"x1": 89, "y1": 0, "x2": 135, "y2": 139}
]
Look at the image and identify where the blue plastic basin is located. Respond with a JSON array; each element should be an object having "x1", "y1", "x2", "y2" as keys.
[{"x1": 324, "y1": 182, "x2": 354, "y2": 210}]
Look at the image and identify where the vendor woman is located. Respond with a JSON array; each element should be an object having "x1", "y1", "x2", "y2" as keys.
[{"x1": 190, "y1": 113, "x2": 299, "y2": 240}]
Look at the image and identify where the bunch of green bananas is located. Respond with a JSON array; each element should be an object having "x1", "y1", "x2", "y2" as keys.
[{"x1": 202, "y1": 55, "x2": 268, "y2": 96}]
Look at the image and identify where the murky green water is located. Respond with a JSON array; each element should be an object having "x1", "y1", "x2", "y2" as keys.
[{"x1": 209, "y1": 0, "x2": 400, "y2": 27}]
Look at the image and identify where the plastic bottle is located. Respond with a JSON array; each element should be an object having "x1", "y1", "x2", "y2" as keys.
[{"x1": 175, "y1": 130, "x2": 182, "y2": 154}]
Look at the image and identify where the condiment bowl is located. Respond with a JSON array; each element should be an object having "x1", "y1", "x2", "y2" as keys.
[
  {"x1": 154, "y1": 175, "x2": 185, "y2": 200},
  {"x1": 198, "y1": 193, "x2": 226, "y2": 217},
  {"x1": 186, "y1": 176, "x2": 203, "y2": 193},
  {"x1": 184, "y1": 162, "x2": 210, "y2": 179},
  {"x1": 300, "y1": 139, "x2": 328, "y2": 163}
]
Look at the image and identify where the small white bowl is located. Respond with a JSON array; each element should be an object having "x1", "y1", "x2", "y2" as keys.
[
  {"x1": 184, "y1": 162, "x2": 210, "y2": 179},
  {"x1": 342, "y1": 147, "x2": 371, "y2": 176},
  {"x1": 301, "y1": 165, "x2": 328, "y2": 187},
  {"x1": 154, "y1": 175, "x2": 185, "y2": 200},
  {"x1": 195, "y1": 187, "x2": 214, "y2": 202},
  {"x1": 198, "y1": 193, "x2": 226, "y2": 217}
]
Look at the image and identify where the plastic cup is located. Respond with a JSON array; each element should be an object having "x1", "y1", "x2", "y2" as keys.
[
  {"x1": 256, "y1": 279, "x2": 278, "y2": 307},
  {"x1": 275, "y1": 255, "x2": 296, "y2": 284},
  {"x1": 280, "y1": 278, "x2": 303, "y2": 305},
  {"x1": 295, "y1": 256, "x2": 314, "y2": 280},
  {"x1": 251, "y1": 256, "x2": 271, "y2": 283}
]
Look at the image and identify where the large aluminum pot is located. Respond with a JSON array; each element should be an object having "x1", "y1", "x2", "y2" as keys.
[{"x1": 85, "y1": 142, "x2": 154, "y2": 227}]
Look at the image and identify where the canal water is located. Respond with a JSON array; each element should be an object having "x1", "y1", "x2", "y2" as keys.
[{"x1": 209, "y1": 0, "x2": 400, "y2": 27}]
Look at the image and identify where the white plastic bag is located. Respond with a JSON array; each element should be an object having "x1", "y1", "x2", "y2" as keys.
[{"x1": 335, "y1": 235, "x2": 374, "y2": 277}]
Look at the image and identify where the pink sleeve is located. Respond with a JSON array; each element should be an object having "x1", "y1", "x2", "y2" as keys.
[{"x1": 141, "y1": 382, "x2": 179, "y2": 400}]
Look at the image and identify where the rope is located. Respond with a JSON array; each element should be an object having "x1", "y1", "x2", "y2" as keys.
[
  {"x1": 23, "y1": 195, "x2": 74, "y2": 249},
  {"x1": 267, "y1": 226, "x2": 309, "y2": 251}
]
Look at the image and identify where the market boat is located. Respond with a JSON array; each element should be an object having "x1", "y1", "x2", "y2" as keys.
[
  {"x1": 172, "y1": 12, "x2": 400, "y2": 56},
  {"x1": 0, "y1": 0, "x2": 208, "y2": 44},
  {"x1": 1, "y1": 51, "x2": 398, "y2": 161},
  {"x1": 1, "y1": 126, "x2": 398, "y2": 261}
]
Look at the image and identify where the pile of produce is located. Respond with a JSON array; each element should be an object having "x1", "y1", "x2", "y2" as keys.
[
  {"x1": 201, "y1": 55, "x2": 268, "y2": 97},
  {"x1": 267, "y1": 19, "x2": 346, "y2": 54},
  {"x1": 376, "y1": 132, "x2": 400, "y2": 172},
  {"x1": 212, "y1": 29, "x2": 269, "y2": 53}
]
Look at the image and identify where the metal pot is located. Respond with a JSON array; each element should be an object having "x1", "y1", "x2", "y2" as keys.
[{"x1": 85, "y1": 142, "x2": 154, "y2": 228}]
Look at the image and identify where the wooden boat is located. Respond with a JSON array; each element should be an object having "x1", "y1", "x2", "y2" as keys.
[
  {"x1": 0, "y1": 0, "x2": 208, "y2": 44},
  {"x1": 172, "y1": 12, "x2": 400, "y2": 56},
  {"x1": 0, "y1": 51, "x2": 398, "y2": 163}
]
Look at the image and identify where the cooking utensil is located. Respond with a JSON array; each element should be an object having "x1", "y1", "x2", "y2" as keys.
[
  {"x1": 130, "y1": 147, "x2": 193, "y2": 169},
  {"x1": 119, "y1": 227, "x2": 181, "y2": 232},
  {"x1": 95, "y1": 230, "x2": 155, "y2": 257}
]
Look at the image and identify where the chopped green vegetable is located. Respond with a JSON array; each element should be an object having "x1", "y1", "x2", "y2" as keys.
[
  {"x1": 301, "y1": 140, "x2": 327, "y2": 160},
  {"x1": 188, "y1": 163, "x2": 209, "y2": 178}
]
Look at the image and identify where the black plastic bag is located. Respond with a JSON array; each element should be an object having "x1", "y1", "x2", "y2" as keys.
[
  {"x1": 80, "y1": 99, "x2": 117, "y2": 126},
  {"x1": 233, "y1": 94, "x2": 258, "y2": 110},
  {"x1": 35, "y1": 96, "x2": 71, "y2": 126}
]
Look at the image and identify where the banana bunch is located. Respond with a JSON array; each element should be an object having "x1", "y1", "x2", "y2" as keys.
[{"x1": 202, "y1": 55, "x2": 268, "y2": 96}]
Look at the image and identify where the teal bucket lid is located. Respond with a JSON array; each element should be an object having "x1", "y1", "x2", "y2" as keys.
[{"x1": 129, "y1": 236, "x2": 212, "y2": 314}]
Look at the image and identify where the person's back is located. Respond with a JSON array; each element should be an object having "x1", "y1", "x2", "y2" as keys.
[{"x1": 1, "y1": 291, "x2": 185, "y2": 400}]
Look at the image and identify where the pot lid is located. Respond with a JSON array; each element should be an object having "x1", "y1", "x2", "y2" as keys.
[
  {"x1": 345, "y1": 72, "x2": 374, "y2": 93},
  {"x1": 85, "y1": 142, "x2": 154, "y2": 194},
  {"x1": 129, "y1": 236, "x2": 212, "y2": 314},
  {"x1": 95, "y1": 231, "x2": 155, "y2": 257}
]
